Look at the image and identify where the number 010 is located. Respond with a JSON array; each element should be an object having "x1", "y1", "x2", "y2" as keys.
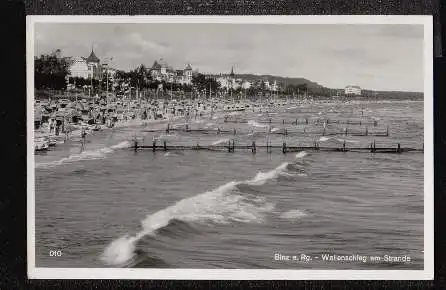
[{"x1": 49, "y1": 250, "x2": 62, "y2": 257}]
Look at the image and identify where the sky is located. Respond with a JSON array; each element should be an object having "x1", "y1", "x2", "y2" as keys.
[{"x1": 34, "y1": 23, "x2": 424, "y2": 92}]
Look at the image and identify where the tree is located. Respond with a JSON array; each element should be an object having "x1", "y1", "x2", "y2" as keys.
[
  {"x1": 192, "y1": 73, "x2": 219, "y2": 97},
  {"x1": 34, "y1": 49, "x2": 69, "y2": 90}
]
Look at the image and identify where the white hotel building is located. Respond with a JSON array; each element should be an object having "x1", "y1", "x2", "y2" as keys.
[
  {"x1": 67, "y1": 49, "x2": 102, "y2": 80},
  {"x1": 344, "y1": 85, "x2": 362, "y2": 96}
]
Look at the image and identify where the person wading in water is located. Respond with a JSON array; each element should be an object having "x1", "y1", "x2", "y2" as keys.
[{"x1": 80, "y1": 127, "x2": 87, "y2": 152}]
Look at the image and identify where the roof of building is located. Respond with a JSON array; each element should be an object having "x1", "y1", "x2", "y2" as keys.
[
  {"x1": 159, "y1": 58, "x2": 168, "y2": 68},
  {"x1": 185, "y1": 63, "x2": 192, "y2": 70},
  {"x1": 230, "y1": 66, "x2": 235, "y2": 76},
  {"x1": 345, "y1": 85, "x2": 361, "y2": 89},
  {"x1": 86, "y1": 49, "x2": 100, "y2": 63},
  {"x1": 151, "y1": 61, "x2": 161, "y2": 70}
]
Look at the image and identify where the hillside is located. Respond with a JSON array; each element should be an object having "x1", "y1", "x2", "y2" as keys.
[
  {"x1": 234, "y1": 74, "x2": 325, "y2": 90},
  {"x1": 232, "y1": 73, "x2": 423, "y2": 100}
]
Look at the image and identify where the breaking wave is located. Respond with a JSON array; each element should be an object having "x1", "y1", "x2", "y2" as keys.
[
  {"x1": 212, "y1": 138, "x2": 229, "y2": 145},
  {"x1": 35, "y1": 141, "x2": 131, "y2": 169},
  {"x1": 100, "y1": 161, "x2": 307, "y2": 267},
  {"x1": 295, "y1": 151, "x2": 308, "y2": 159},
  {"x1": 247, "y1": 120, "x2": 268, "y2": 128},
  {"x1": 279, "y1": 209, "x2": 307, "y2": 220}
]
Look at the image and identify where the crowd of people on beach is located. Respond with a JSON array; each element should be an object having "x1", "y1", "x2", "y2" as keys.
[{"x1": 33, "y1": 92, "x2": 324, "y2": 152}]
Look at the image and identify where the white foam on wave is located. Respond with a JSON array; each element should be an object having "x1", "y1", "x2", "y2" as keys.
[
  {"x1": 110, "y1": 141, "x2": 132, "y2": 149},
  {"x1": 279, "y1": 209, "x2": 307, "y2": 220},
  {"x1": 35, "y1": 140, "x2": 131, "y2": 169},
  {"x1": 295, "y1": 151, "x2": 307, "y2": 159},
  {"x1": 245, "y1": 162, "x2": 289, "y2": 186},
  {"x1": 100, "y1": 162, "x2": 296, "y2": 266},
  {"x1": 212, "y1": 138, "x2": 229, "y2": 145},
  {"x1": 335, "y1": 138, "x2": 360, "y2": 144},
  {"x1": 319, "y1": 136, "x2": 331, "y2": 142},
  {"x1": 247, "y1": 120, "x2": 268, "y2": 128},
  {"x1": 154, "y1": 134, "x2": 177, "y2": 140}
]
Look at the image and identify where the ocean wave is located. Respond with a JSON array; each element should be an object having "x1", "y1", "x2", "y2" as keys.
[
  {"x1": 153, "y1": 134, "x2": 177, "y2": 141},
  {"x1": 295, "y1": 151, "x2": 308, "y2": 159},
  {"x1": 212, "y1": 138, "x2": 229, "y2": 145},
  {"x1": 279, "y1": 209, "x2": 307, "y2": 219},
  {"x1": 100, "y1": 161, "x2": 306, "y2": 267},
  {"x1": 35, "y1": 140, "x2": 131, "y2": 169},
  {"x1": 335, "y1": 138, "x2": 360, "y2": 144},
  {"x1": 319, "y1": 136, "x2": 332, "y2": 142},
  {"x1": 247, "y1": 120, "x2": 268, "y2": 128}
]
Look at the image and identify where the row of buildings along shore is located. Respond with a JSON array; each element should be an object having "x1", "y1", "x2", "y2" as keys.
[{"x1": 51, "y1": 48, "x2": 362, "y2": 96}]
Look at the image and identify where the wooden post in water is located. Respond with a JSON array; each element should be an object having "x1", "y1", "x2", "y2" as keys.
[
  {"x1": 295, "y1": 118, "x2": 298, "y2": 125},
  {"x1": 166, "y1": 123, "x2": 170, "y2": 134},
  {"x1": 344, "y1": 127, "x2": 347, "y2": 136},
  {"x1": 233, "y1": 128, "x2": 236, "y2": 136},
  {"x1": 283, "y1": 119, "x2": 285, "y2": 125},
  {"x1": 228, "y1": 140, "x2": 231, "y2": 152},
  {"x1": 282, "y1": 142, "x2": 287, "y2": 154},
  {"x1": 343, "y1": 140, "x2": 346, "y2": 152},
  {"x1": 397, "y1": 143, "x2": 401, "y2": 153},
  {"x1": 133, "y1": 138, "x2": 138, "y2": 152},
  {"x1": 386, "y1": 125, "x2": 389, "y2": 137},
  {"x1": 252, "y1": 141, "x2": 256, "y2": 153},
  {"x1": 285, "y1": 128, "x2": 288, "y2": 136},
  {"x1": 373, "y1": 139, "x2": 376, "y2": 152},
  {"x1": 163, "y1": 140, "x2": 167, "y2": 151},
  {"x1": 217, "y1": 127, "x2": 221, "y2": 135},
  {"x1": 365, "y1": 126, "x2": 368, "y2": 136},
  {"x1": 152, "y1": 139, "x2": 156, "y2": 152},
  {"x1": 323, "y1": 127, "x2": 326, "y2": 136},
  {"x1": 305, "y1": 118, "x2": 308, "y2": 124}
]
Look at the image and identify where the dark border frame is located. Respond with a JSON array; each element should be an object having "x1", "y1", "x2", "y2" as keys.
[{"x1": 1, "y1": 0, "x2": 443, "y2": 289}]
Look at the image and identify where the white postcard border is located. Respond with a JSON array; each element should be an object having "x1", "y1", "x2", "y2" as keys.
[{"x1": 27, "y1": 15, "x2": 434, "y2": 280}]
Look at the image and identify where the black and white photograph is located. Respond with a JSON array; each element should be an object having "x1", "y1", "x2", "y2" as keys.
[{"x1": 27, "y1": 16, "x2": 433, "y2": 280}]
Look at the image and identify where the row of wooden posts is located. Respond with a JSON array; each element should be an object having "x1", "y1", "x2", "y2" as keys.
[
  {"x1": 224, "y1": 117, "x2": 379, "y2": 127},
  {"x1": 133, "y1": 138, "x2": 421, "y2": 154},
  {"x1": 164, "y1": 123, "x2": 389, "y2": 137}
]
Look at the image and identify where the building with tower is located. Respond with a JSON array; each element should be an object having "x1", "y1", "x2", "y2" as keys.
[
  {"x1": 67, "y1": 47, "x2": 102, "y2": 80},
  {"x1": 149, "y1": 59, "x2": 194, "y2": 85}
]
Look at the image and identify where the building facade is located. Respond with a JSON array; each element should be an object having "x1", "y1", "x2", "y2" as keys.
[
  {"x1": 149, "y1": 58, "x2": 194, "y2": 85},
  {"x1": 68, "y1": 49, "x2": 102, "y2": 80},
  {"x1": 344, "y1": 85, "x2": 362, "y2": 96}
]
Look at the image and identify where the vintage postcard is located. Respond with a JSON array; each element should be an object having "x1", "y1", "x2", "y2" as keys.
[{"x1": 27, "y1": 15, "x2": 433, "y2": 280}]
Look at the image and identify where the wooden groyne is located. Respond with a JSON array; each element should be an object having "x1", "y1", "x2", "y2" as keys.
[
  {"x1": 143, "y1": 124, "x2": 390, "y2": 137},
  {"x1": 131, "y1": 139, "x2": 423, "y2": 154},
  {"x1": 224, "y1": 117, "x2": 380, "y2": 127}
]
